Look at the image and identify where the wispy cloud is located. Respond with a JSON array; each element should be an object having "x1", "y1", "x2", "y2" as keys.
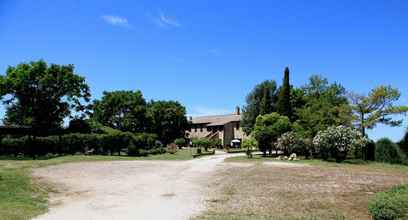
[
  {"x1": 188, "y1": 106, "x2": 231, "y2": 117},
  {"x1": 101, "y1": 15, "x2": 130, "y2": 28},
  {"x1": 150, "y1": 10, "x2": 180, "y2": 28}
]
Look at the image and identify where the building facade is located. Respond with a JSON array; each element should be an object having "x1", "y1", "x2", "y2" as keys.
[{"x1": 186, "y1": 107, "x2": 247, "y2": 147}]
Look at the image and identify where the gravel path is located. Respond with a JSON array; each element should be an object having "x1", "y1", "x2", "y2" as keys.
[{"x1": 32, "y1": 152, "x2": 243, "y2": 220}]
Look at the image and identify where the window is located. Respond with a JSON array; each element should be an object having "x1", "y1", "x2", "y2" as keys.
[{"x1": 236, "y1": 122, "x2": 240, "y2": 130}]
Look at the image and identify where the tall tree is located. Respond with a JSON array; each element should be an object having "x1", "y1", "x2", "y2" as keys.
[
  {"x1": 147, "y1": 100, "x2": 188, "y2": 145},
  {"x1": 349, "y1": 85, "x2": 408, "y2": 136},
  {"x1": 241, "y1": 80, "x2": 278, "y2": 134},
  {"x1": 0, "y1": 60, "x2": 90, "y2": 133},
  {"x1": 92, "y1": 90, "x2": 148, "y2": 133},
  {"x1": 252, "y1": 112, "x2": 291, "y2": 156},
  {"x1": 277, "y1": 67, "x2": 292, "y2": 119},
  {"x1": 294, "y1": 75, "x2": 352, "y2": 137}
]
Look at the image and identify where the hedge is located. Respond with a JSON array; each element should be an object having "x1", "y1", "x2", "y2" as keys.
[
  {"x1": 369, "y1": 184, "x2": 408, "y2": 220},
  {"x1": 375, "y1": 138, "x2": 407, "y2": 164},
  {"x1": 0, "y1": 132, "x2": 161, "y2": 157}
]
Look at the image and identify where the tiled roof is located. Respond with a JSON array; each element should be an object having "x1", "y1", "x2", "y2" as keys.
[{"x1": 191, "y1": 114, "x2": 241, "y2": 126}]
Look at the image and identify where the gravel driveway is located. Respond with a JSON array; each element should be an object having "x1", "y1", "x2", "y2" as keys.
[{"x1": 32, "y1": 152, "x2": 242, "y2": 220}]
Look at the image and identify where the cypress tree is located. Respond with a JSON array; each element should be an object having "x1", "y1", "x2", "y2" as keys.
[{"x1": 277, "y1": 67, "x2": 292, "y2": 119}]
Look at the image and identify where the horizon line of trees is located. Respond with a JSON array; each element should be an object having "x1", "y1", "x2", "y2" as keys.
[
  {"x1": 0, "y1": 60, "x2": 189, "y2": 146},
  {"x1": 242, "y1": 67, "x2": 408, "y2": 159},
  {"x1": 0, "y1": 59, "x2": 407, "y2": 152}
]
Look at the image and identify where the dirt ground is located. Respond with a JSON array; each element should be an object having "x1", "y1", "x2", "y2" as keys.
[
  {"x1": 32, "y1": 154, "x2": 408, "y2": 220},
  {"x1": 32, "y1": 152, "x2": 241, "y2": 220},
  {"x1": 200, "y1": 162, "x2": 408, "y2": 220}
]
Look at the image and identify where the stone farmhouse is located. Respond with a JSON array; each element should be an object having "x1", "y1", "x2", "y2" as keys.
[{"x1": 186, "y1": 107, "x2": 247, "y2": 147}]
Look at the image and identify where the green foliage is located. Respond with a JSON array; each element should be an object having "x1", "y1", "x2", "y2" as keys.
[
  {"x1": 68, "y1": 118, "x2": 91, "y2": 134},
  {"x1": 277, "y1": 67, "x2": 292, "y2": 119},
  {"x1": 92, "y1": 90, "x2": 148, "y2": 133},
  {"x1": 241, "y1": 80, "x2": 278, "y2": 134},
  {"x1": 174, "y1": 138, "x2": 187, "y2": 148},
  {"x1": 362, "y1": 140, "x2": 376, "y2": 161},
  {"x1": 0, "y1": 60, "x2": 91, "y2": 132},
  {"x1": 294, "y1": 75, "x2": 352, "y2": 138},
  {"x1": 242, "y1": 138, "x2": 257, "y2": 150},
  {"x1": 369, "y1": 184, "x2": 408, "y2": 220},
  {"x1": 0, "y1": 132, "x2": 161, "y2": 157},
  {"x1": 375, "y1": 138, "x2": 407, "y2": 164},
  {"x1": 398, "y1": 129, "x2": 408, "y2": 155},
  {"x1": 242, "y1": 137, "x2": 257, "y2": 158},
  {"x1": 192, "y1": 138, "x2": 218, "y2": 151},
  {"x1": 313, "y1": 126, "x2": 368, "y2": 162},
  {"x1": 349, "y1": 86, "x2": 408, "y2": 136},
  {"x1": 276, "y1": 132, "x2": 312, "y2": 156},
  {"x1": 147, "y1": 100, "x2": 188, "y2": 145},
  {"x1": 252, "y1": 112, "x2": 291, "y2": 156}
]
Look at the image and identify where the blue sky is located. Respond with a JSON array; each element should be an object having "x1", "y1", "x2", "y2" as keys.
[{"x1": 0, "y1": 0, "x2": 407, "y2": 141}]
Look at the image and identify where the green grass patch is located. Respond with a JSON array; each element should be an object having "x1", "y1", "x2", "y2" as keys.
[{"x1": 0, "y1": 148, "x2": 197, "y2": 220}]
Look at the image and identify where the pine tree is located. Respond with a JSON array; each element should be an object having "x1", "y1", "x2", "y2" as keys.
[{"x1": 277, "y1": 67, "x2": 292, "y2": 119}]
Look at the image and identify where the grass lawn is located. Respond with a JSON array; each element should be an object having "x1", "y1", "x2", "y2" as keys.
[
  {"x1": 0, "y1": 148, "x2": 196, "y2": 220},
  {"x1": 194, "y1": 155, "x2": 408, "y2": 220}
]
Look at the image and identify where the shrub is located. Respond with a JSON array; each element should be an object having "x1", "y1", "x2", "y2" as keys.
[
  {"x1": 369, "y1": 184, "x2": 408, "y2": 220},
  {"x1": 192, "y1": 138, "x2": 214, "y2": 151},
  {"x1": 174, "y1": 138, "x2": 186, "y2": 149},
  {"x1": 313, "y1": 126, "x2": 368, "y2": 162},
  {"x1": 133, "y1": 133, "x2": 158, "y2": 150},
  {"x1": 276, "y1": 132, "x2": 312, "y2": 156},
  {"x1": 362, "y1": 140, "x2": 376, "y2": 161},
  {"x1": 375, "y1": 138, "x2": 406, "y2": 164},
  {"x1": 399, "y1": 130, "x2": 408, "y2": 155}
]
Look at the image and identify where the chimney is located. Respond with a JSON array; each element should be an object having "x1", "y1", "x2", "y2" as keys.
[{"x1": 235, "y1": 106, "x2": 241, "y2": 115}]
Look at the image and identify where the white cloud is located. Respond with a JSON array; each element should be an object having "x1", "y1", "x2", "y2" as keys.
[
  {"x1": 151, "y1": 10, "x2": 180, "y2": 28},
  {"x1": 188, "y1": 106, "x2": 231, "y2": 117},
  {"x1": 101, "y1": 15, "x2": 130, "y2": 27}
]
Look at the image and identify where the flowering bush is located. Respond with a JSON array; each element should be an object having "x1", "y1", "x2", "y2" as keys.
[
  {"x1": 277, "y1": 132, "x2": 312, "y2": 157},
  {"x1": 313, "y1": 125, "x2": 368, "y2": 162}
]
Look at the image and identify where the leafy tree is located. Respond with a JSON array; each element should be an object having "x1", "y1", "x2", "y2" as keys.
[
  {"x1": 349, "y1": 86, "x2": 408, "y2": 136},
  {"x1": 290, "y1": 87, "x2": 307, "y2": 122},
  {"x1": 277, "y1": 67, "x2": 292, "y2": 119},
  {"x1": 147, "y1": 100, "x2": 188, "y2": 145},
  {"x1": 0, "y1": 60, "x2": 90, "y2": 133},
  {"x1": 242, "y1": 80, "x2": 278, "y2": 134},
  {"x1": 294, "y1": 75, "x2": 352, "y2": 138},
  {"x1": 252, "y1": 112, "x2": 291, "y2": 156},
  {"x1": 68, "y1": 118, "x2": 91, "y2": 134},
  {"x1": 92, "y1": 90, "x2": 148, "y2": 133},
  {"x1": 400, "y1": 129, "x2": 408, "y2": 154}
]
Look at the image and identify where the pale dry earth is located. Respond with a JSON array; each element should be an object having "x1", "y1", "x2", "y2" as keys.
[{"x1": 32, "y1": 152, "x2": 250, "y2": 220}]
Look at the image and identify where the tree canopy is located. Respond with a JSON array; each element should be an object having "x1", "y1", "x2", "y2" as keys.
[
  {"x1": 277, "y1": 67, "x2": 292, "y2": 119},
  {"x1": 293, "y1": 75, "x2": 352, "y2": 137},
  {"x1": 0, "y1": 60, "x2": 90, "y2": 133},
  {"x1": 252, "y1": 112, "x2": 291, "y2": 156},
  {"x1": 241, "y1": 80, "x2": 278, "y2": 134},
  {"x1": 147, "y1": 100, "x2": 188, "y2": 145},
  {"x1": 92, "y1": 90, "x2": 148, "y2": 133},
  {"x1": 349, "y1": 85, "x2": 408, "y2": 136}
]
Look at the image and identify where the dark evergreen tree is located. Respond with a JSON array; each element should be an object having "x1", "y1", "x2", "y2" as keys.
[
  {"x1": 241, "y1": 80, "x2": 278, "y2": 134},
  {"x1": 277, "y1": 67, "x2": 292, "y2": 119}
]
